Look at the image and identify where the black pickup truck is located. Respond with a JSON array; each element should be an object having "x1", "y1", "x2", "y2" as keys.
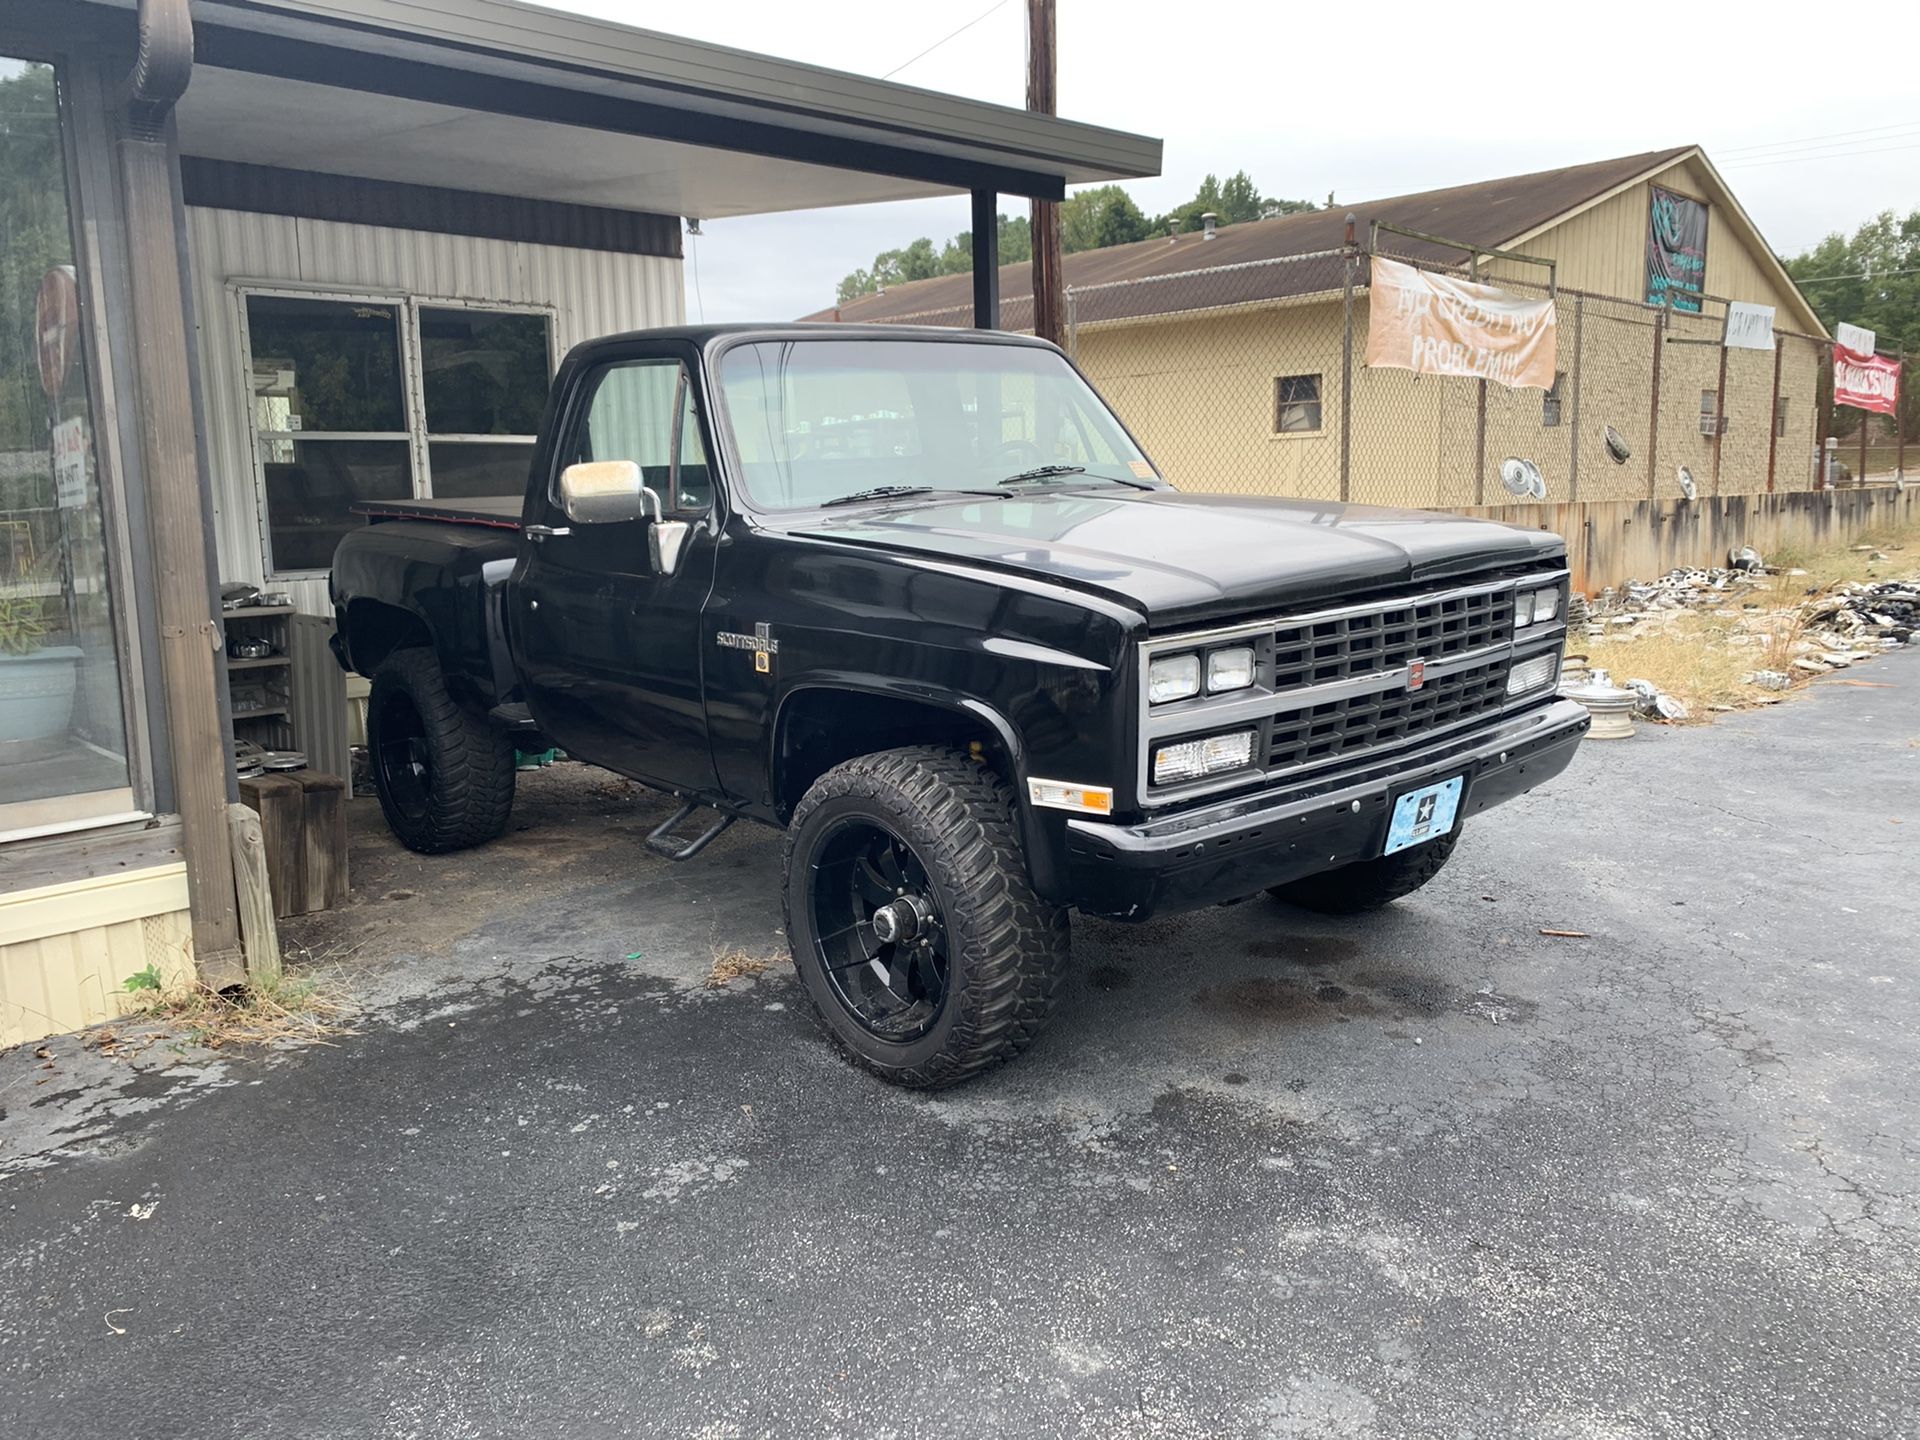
[{"x1": 331, "y1": 324, "x2": 1587, "y2": 1086}]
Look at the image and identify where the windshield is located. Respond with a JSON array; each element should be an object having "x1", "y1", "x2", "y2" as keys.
[{"x1": 715, "y1": 338, "x2": 1155, "y2": 509}]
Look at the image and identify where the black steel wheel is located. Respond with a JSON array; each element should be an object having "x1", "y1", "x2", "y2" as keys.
[
  {"x1": 808, "y1": 818, "x2": 953, "y2": 1042},
  {"x1": 783, "y1": 746, "x2": 1070, "y2": 1088},
  {"x1": 366, "y1": 648, "x2": 516, "y2": 854},
  {"x1": 371, "y1": 687, "x2": 433, "y2": 827}
]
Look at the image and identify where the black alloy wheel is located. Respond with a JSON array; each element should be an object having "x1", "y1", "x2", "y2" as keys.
[
  {"x1": 808, "y1": 817, "x2": 952, "y2": 1041},
  {"x1": 371, "y1": 687, "x2": 433, "y2": 826}
]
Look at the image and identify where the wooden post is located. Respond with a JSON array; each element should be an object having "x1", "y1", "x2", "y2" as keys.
[
  {"x1": 227, "y1": 804, "x2": 280, "y2": 989},
  {"x1": 119, "y1": 0, "x2": 246, "y2": 987},
  {"x1": 1710, "y1": 306, "x2": 1731, "y2": 494},
  {"x1": 971, "y1": 189, "x2": 1000, "y2": 330},
  {"x1": 1647, "y1": 304, "x2": 1666, "y2": 499},
  {"x1": 1568, "y1": 295, "x2": 1584, "y2": 502},
  {"x1": 1026, "y1": 0, "x2": 1064, "y2": 346},
  {"x1": 1339, "y1": 212, "x2": 1356, "y2": 502},
  {"x1": 1765, "y1": 335, "x2": 1783, "y2": 493}
]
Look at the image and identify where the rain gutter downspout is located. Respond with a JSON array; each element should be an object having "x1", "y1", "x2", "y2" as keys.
[{"x1": 119, "y1": 0, "x2": 246, "y2": 985}]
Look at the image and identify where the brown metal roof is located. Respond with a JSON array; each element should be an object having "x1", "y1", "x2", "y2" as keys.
[{"x1": 804, "y1": 147, "x2": 1696, "y2": 327}]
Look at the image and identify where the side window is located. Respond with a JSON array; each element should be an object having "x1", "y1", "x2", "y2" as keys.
[{"x1": 570, "y1": 359, "x2": 711, "y2": 514}]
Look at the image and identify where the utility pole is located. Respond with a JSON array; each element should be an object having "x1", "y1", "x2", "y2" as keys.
[{"x1": 1027, "y1": 0, "x2": 1064, "y2": 346}]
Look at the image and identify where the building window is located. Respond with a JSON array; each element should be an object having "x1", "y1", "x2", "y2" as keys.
[
  {"x1": 1698, "y1": 389, "x2": 1720, "y2": 437},
  {"x1": 1274, "y1": 374, "x2": 1322, "y2": 434},
  {"x1": 1, "y1": 55, "x2": 134, "y2": 834},
  {"x1": 1775, "y1": 395, "x2": 1789, "y2": 438},
  {"x1": 243, "y1": 292, "x2": 552, "y2": 575},
  {"x1": 1542, "y1": 371, "x2": 1566, "y2": 428}
]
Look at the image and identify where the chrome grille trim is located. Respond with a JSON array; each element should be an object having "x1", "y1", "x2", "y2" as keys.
[{"x1": 1136, "y1": 569, "x2": 1568, "y2": 808}]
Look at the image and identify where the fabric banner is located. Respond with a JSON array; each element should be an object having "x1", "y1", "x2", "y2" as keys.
[
  {"x1": 1834, "y1": 337, "x2": 1900, "y2": 416},
  {"x1": 1364, "y1": 257, "x2": 1557, "y2": 390},
  {"x1": 1646, "y1": 186, "x2": 1708, "y2": 314}
]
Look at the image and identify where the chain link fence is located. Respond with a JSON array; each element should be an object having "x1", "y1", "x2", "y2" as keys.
[
  {"x1": 1057, "y1": 247, "x2": 1850, "y2": 507},
  {"x1": 847, "y1": 247, "x2": 1904, "y2": 508}
]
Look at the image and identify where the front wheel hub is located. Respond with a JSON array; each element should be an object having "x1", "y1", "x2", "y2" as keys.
[{"x1": 870, "y1": 894, "x2": 932, "y2": 946}]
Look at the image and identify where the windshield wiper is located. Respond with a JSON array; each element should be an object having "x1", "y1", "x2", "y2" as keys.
[
  {"x1": 821, "y1": 485, "x2": 935, "y2": 507},
  {"x1": 821, "y1": 485, "x2": 1010, "y2": 508},
  {"x1": 1000, "y1": 464, "x2": 1156, "y2": 491}
]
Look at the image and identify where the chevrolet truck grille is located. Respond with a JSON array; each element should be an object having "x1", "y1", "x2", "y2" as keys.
[
  {"x1": 1267, "y1": 652, "x2": 1510, "y2": 771},
  {"x1": 1272, "y1": 587, "x2": 1512, "y2": 694},
  {"x1": 1137, "y1": 568, "x2": 1568, "y2": 808}
]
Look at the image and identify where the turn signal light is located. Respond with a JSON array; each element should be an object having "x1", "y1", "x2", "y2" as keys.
[{"x1": 1027, "y1": 778, "x2": 1114, "y2": 815}]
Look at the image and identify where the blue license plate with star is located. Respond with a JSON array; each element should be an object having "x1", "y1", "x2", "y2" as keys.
[{"x1": 1384, "y1": 776, "x2": 1463, "y2": 855}]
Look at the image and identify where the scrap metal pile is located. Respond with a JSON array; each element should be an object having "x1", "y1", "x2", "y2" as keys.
[{"x1": 1565, "y1": 549, "x2": 1919, "y2": 723}]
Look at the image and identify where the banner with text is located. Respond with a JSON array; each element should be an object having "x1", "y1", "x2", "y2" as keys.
[
  {"x1": 1646, "y1": 186, "x2": 1708, "y2": 314},
  {"x1": 1364, "y1": 257, "x2": 1558, "y2": 390},
  {"x1": 1834, "y1": 334, "x2": 1900, "y2": 416}
]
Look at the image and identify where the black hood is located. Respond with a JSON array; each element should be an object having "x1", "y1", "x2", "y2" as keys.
[{"x1": 777, "y1": 488, "x2": 1565, "y2": 629}]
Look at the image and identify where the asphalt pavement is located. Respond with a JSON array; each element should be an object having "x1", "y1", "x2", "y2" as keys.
[{"x1": 4, "y1": 652, "x2": 1918, "y2": 1439}]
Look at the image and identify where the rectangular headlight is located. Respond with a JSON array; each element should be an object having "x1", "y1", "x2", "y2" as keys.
[
  {"x1": 1153, "y1": 729, "x2": 1255, "y2": 784},
  {"x1": 1148, "y1": 653, "x2": 1201, "y2": 704},
  {"x1": 1206, "y1": 646, "x2": 1256, "y2": 693},
  {"x1": 1506, "y1": 653, "x2": 1559, "y2": 695},
  {"x1": 1515, "y1": 586, "x2": 1560, "y2": 628}
]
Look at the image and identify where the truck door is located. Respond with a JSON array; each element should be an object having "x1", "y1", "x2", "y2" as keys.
[{"x1": 511, "y1": 346, "x2": 722, "y2": 796}]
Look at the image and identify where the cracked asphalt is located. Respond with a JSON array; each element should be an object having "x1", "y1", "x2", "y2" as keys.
[{"x1": 4, "y1": 651, "x2": 1917, "y2": 1439}]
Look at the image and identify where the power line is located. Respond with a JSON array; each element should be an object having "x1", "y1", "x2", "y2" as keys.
[
  {"x1": 1790, "y1": 267, "x2": 1920, "y2": 284},
  {"x1": 1719, "y1": 128, "x2": 1920, "y2": 165},
  {"x1": 881, "y1": 0, "x2": 1012, "y2": 80},
  {"x1": 1717, "y1": 119, "x2": 1920, "y2": 157},
  {"x1": 1724, "y1": 141, "x2": 1920, "y2": 170}
]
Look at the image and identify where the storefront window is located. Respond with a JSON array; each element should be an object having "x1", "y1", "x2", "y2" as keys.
[{"x1": 0, "y1": 56, "x2": 133, "y2": 833}]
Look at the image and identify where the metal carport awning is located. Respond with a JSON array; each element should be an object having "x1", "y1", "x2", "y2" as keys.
[{"x1": 157, "y1": 0, "x2": 1163, "y2": 325}]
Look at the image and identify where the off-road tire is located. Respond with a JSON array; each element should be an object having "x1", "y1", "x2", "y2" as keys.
[
  {"x1": 783, "y1": 746, "x2": 1070, "y2": 1088},
  {"x1": 367, "y1": 647, "x2": 515, "y2": 854},
  {"x1": 1267, "y1": 826, "x2": 1461, "y2": 915}
]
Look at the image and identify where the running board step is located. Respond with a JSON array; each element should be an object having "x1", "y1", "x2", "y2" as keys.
[
  {"x1": 488, "y1": 702, "x2": 539, "y2": 731},
  {"x1": 645, "y1": 801, "x2": 735, "y2": 862}
]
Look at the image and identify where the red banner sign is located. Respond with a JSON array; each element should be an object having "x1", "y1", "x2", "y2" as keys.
[{"x1": 1834, "y1": 341, "x2": 1900, "y2": 416}]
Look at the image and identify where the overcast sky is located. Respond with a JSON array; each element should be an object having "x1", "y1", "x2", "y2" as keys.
[{"x1": 554, "y1": 0, "x2": 1920, "y2": 322}]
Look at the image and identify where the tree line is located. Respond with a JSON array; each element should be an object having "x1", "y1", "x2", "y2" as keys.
[
  {"x1": 834, "y1": 170, "x2": 1318, "y2": 305},
  {"x1": 1782, "y1": 209, "x2": 1919, "y2": 440}
]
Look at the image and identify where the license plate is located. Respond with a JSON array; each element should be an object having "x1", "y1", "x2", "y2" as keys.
[{"x1": 1384, "y1": 776, "x2": 1463, "y2": 855}]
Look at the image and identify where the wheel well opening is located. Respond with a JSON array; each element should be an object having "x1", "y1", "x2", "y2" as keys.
[
  {"x1": 775, "y1": 690, "x2": 1008, "y2": 819},
  {"x1": 345, "y1": 599, "x2": 431, "y2": 675}
]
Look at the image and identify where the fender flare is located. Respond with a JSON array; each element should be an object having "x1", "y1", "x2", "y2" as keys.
[{"x1": 769, "y1": 676, "x2": 1069, "y2": 902}]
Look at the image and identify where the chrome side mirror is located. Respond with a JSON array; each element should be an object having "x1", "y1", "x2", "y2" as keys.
[
  {"x1": 557, "y1": 460, "x2": 689, "y2": 577},
  {"x1": 559, "y1": 460, "x2": 648, "y2": 524}
]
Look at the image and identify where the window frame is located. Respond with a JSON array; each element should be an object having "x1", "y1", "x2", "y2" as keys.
[
  {"x1": 1273, "y1": 373, "x2": 1324, "y2": 437},
  {"x1": 559, "y1": 355, "x2": 715, "y2": 520},
  {"x1": 1542, "y1": 371, "x2": 1566, "y2": 428},
  {"x1": 1774, "y1": 395, "x2": 1790, "y2": 439},
  {"x1": 0, "y1": 43, "x2": 152, "y2": 840},
  {"x1": 235, "y1": 284, "x2": 557, "y2": 579},
  {"x1": 1698, "y1": 388, "x2": 1720, "y2": 438}
]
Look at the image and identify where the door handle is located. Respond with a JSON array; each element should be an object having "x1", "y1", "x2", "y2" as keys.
[{"x1": 524, "y1": 524, "x2": 572, "y2": 541}]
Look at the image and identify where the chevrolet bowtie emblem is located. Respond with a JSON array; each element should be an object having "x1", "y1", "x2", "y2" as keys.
[
  {"x1": 716, "y1": 621, "x2": 779, "y2": 673},
  {"x1": 1406, "y1": 658, "x2": 1427, "y2": 691}
]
